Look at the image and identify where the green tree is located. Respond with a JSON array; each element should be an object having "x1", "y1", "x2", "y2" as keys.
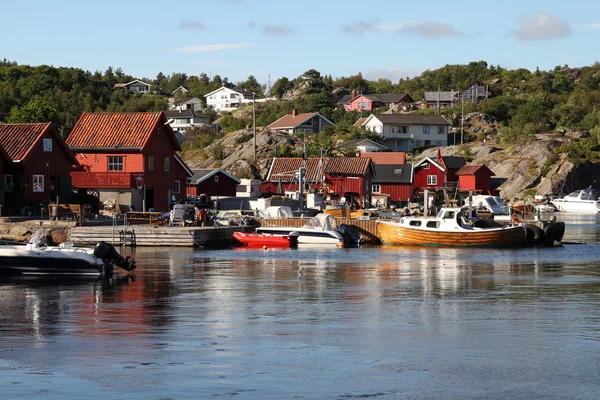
[{"x1": 7, "y1": 96, "x2": 58, "y2": 123}]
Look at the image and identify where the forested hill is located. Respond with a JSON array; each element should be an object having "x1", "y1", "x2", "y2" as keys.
[{"x1": 1, "y1": 59, "x2": 600, "y2": 154}]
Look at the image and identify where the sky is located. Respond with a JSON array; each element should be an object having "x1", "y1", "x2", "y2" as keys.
[{"x1": 1, "y1": 0, "x2": 599, "y2": 86}]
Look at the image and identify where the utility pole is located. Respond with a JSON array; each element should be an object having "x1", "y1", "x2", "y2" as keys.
[
  {"x1": 461, "y1": 98, "x2": 464, "y2": 145},
  {"x1": 253, "y1": 92, "x2": 256, "y2": 163}
]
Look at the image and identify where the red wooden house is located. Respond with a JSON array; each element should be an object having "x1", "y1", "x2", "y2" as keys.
[
  {"x1": 0, "y1": 122, "x2": 78, "y2": 215},
  {"x1": 371, "y1": 164, "x2": 413, "y2": 206},
  {"x1": 264, "y1": 157, "x2": 375, "y2": 206},
  {"x1": 344, "y1": 93, "x2": 414, "y2": 112},
  {"x1": 187, "y1": 169, "x2": 241, "y2": 198},
  {"x1": 456, "y1": 164, "x2": 495, "y2": 194},
  {"x1": 66, "y1": 112, "x2": 193, "y2": 212}
]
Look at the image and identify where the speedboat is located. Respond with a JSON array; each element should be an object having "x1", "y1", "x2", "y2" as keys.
[
  {"x1": 0, "y1": 230, "x2": 136, "y2": 278},
  {"x1": 233, "y1": 231, "x2": 298, "y2": 248},
  {"x1": 255, "y1": 213, "x2": 343, "y2": 245},
  {"x1": 551, "y1": 189, "x2": 600, "y2": 213},
  {"x1": 377, "y1": 207, "x2": 525, "y2": 247}
]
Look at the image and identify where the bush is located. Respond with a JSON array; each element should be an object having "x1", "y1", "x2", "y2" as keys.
[
  {"x1": 210, "y1": 142, "x2": 226, "y2": 160},
  {"x1": 235, "y1": 133, "x2": 253, "y2": 143}
]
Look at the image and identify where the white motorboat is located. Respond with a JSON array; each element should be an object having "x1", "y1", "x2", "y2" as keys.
[
  {"x1": 551, "y1": 189, "x2": 600, "y2": 213},
  {"x1": 256, "y1": 213, "x2": 343, "y2": 245},
  {"x1": 0, "y1": 230, "x2": 136, "y2": 278}
]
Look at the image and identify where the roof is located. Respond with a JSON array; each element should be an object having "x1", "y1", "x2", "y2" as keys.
[
  {"x1": 204, "y1": 86, "x2": 256, "y2": 98},
  {"x1": 164, "y1": 109, "x2": 210, "y2": 119},
  {"x1": 336, "y1": 94, "x2": 353, "y2": 105},
  {"x1": 456, "y1": 164, "x2": 495, "y2": 176},
  {"x1": 372, "y1": 164, "x2": 413, "y2": 184},
  {"x1": 367, "y1": 114, "x2": 451, "y2": 126},
  {"x1": 0, "y1": 122, "x2": 77, "y2": 164},
  {"x1": 66, "y1": 111, "x2": 181, "y2": 151},
  {"x1": 338, "y1": 138, "x2": 388, "y2": 151},
  {"x1": 424, "y1": 91, "x2": 459, "y2": 102},
  {"x1": 190, "y1": 168, "x2": 240, "y2": 184},
  {"x1": 414, "y1": 156, "x2": 445, "y2": 172},
  {"x1": 124, "y1": 79, "x2": 150, "y2": 87},
  {"x1": 172, "y1": 86, "x2": 189, "y2": 94},
  {"x1": 357, "y1": 93, "x2": 413, "y2": 103},
  {"x1": 441, "y1": 156, "x2": 466, "y2": 170},
  {"x1": 353, "y1": 117, "x2": 368, "y2": 127},
  {"x1": 267, "y1": 157, "x2": 374, "y2": 181},
  {"x1": 174, "y1": 153, "x2": 194, "y2": 177},
  {"x1": 267, "y1": 112, "x2": 334, "y2": 130},
  {"x1": 359, "y1": 152, "x2": 406, "y2": 165},
  {"x1": 173, "y1": 97, "x2": 201, "y2": 104}
]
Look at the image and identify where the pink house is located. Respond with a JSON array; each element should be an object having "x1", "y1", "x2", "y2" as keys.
[{"x1": 345, "y1": 93, "x2": 414, "y2": 112}]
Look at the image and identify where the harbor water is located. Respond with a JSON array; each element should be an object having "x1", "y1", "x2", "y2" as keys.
[{"x1": 1, "y1": 214, "x2": 600, "y2": 399}]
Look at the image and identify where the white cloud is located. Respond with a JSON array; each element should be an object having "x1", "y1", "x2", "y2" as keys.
[
  {"x1": 173, "y1": 43, "x2": 255, "y2": 53},
  {"x1": 513, "y1": 11, "x2": 571, "y2": 41},
  {"x1": 177, "y1": 19, "x2": 207, "y2": 31},
  {"x1": 363, "y1": 67, "x2": 422, "y2": 82},
  {"x1": 339, "y1": 19, "x2": 465, "y2": 39},
  {"x1": 262, "y1": 24, "x2": 297, "y2": 36}
]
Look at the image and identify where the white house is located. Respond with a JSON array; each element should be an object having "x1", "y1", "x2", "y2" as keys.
[
  {"x1": 360, "y1": 114, "x2": 451, "y2": 152},
  {"x1": 113, "y1": 79, "x2": 151, "y2": 93},
  {"x1": 338, "y1": 138, "x2": 389, "y2": 154},
  {"x1": 172, "y1": 86, "x2": 189, "y2": 96},
  {"x1": 236, "y1": 179, "x2": 262, "y2": 198},
  {"x1": 171, "y1": 97, "x2": 202, "y2": 111},
  {"x1": 164, "y1": 109, "x2": 211, "y2": 143},
  {"x1": 204, "y1": 86, "x2": 256, "y2": 111}
]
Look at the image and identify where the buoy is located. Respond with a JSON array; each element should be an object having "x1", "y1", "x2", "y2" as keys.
[
  {"x1": 338, "y1": 242, "x2": 344, "y2": 248},
  {"x1": 263, "y1": 245, "x2": 267, "y2": 250}
]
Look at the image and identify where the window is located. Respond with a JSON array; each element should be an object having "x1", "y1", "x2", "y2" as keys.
[
  {"x1": 372, "y1": 184, "x2": 381, "y2": 194},
  {"x1": 438, "y1": 126, "x2": 445, "y2": 134},
  {"x1": 174, "y1": 180, "x2": 180, "y2": 194},
  {"x1": 423, "y1": 162, "x2": 430, "y2": 169},
  {"x1": 108, "y1": 156, "x2": 124, "y2": 171},
  {"x1": 304, "y1": 118, "x2": 313, "y2": 126},
  {"x1": 43, "y1": 138, "x2": 52, "y2": 152},
  {"x1": 163, "y1": 157, "x2": 171, "y2": 172},
  {"x1": 436, "y1": 140, "x2": 443, "y2": 146},
  {"x1": 4, "y1": 174, "x2": 13, "y2": 192},
  {"x1": 426, "y1": 221, "x2": 440, "y2": 228},
  {"x1": 423, "y1": 126, "x2": 430, "y2": 134},
  {"x1": 33, "y1": 174, "x2": 44, "y2": 192},
  {"x1": 427, "y1": 175, "x2": 437, "y2": 186},
  {"x1": 147, "y1": 156, "x2": 155, "y2": 172},
  {"x1": 409, "y1": 220, "x2": 422, "y2": 227},
  {"x1": 391, "y1": 125, "x2": 408, "y2": 134},
  {"x1": 215, "y1": 175, "x2": 219, "y2": 183},
  {"x1": 358, "y1": 101, "x2": 369, "y2": 109}
]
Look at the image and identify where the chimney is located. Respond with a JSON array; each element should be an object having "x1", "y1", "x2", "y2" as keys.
[
  {"x1": 351, "y1": 89, "x2": 357, "y2": 99},
  {"x1": 292, "y1": 108, "x2": 298, "y2": 117}
]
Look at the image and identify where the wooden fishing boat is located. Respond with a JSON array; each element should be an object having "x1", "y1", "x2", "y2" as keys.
[
  {"x1": 377, "y1": 207, "x2": 526, "y2": 247},
  {"x1": 233, "y1": 232, "x2": 297, "y2": 247}
]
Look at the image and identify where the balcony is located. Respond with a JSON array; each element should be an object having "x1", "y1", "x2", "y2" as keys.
[
  {"x1": 383, "y1": 132, "x2": 414, "y2": 139},
  {"x1": 71, "y1": 172, "x2": 139, "y2": 189}
]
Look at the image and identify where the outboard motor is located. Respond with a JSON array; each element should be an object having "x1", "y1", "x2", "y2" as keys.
[{"x1": 94, "y1": 242, "x2": 136, "y2": 271}]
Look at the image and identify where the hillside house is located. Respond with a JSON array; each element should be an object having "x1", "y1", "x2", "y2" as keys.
[
  {"x1": 359, "y1": 152, "x2": 407, "y2": 165},
  {"x1": 344, "y1": 93, "x2": 414, "y2": 112},
  {"x1": 66, "y1": 112, "x2": 193, "y2": 212},
  {"x1": 361, "y1": 114, "x2": 451, "y2": 152},
  {"x1": 112, "y1": 79, "x2": 151, "y2": 93},
  {"x1": 338, "y1": 138, "x2": 389, "y2": 154},
  {"x1": 267, "y1": 109, "x2": 334, "y2": 134},
  {"x1": 204, "y1": 86, "x2": 257, "y2": 111},
  {"x1": 422, "y1": 91, "x2": 459, "y2": 109},
  {"x1": 171, "y1": 97, "x2": 202, "y2": 111},
  {"x1": 164, "y1": 109, "x2": 211, "y2": 135},
  {"x1": 0, "y1": 122, "x2": 78, "y2": 215},
  {"x1": 413, "y1": 151, "x2": 466, "y2": 195}
]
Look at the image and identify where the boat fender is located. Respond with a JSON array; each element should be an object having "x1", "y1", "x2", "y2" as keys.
[
  {"x1": 555, "y1": 222, "x2": 565, "y2": 243},
  {"x1": 523, "y1": 224, "x2": 545, "y2": 247},
  {"x1": 543, "y1": 223, "x2": 558, "y2": 247}
]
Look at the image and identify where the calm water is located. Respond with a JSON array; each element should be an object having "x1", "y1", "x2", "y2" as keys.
[{"x1": 1, "y1": 214, "x2": 600, "y2": 399}]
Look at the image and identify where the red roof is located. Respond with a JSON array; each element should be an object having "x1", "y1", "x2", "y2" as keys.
[
  {"x1": 0, "y1": 122, "x2": 56, "y2": 161},
  {"x1": 66, "y1": 111, "x2": 179, "y2": 151},
  {"x1": 267, "y1": 112, "x2": 318, "y2": 129},
  {"x1": 456, "y1": 164, "x2": 495, "y2": 176},
  {"x1": 268, "y1": 157, "x2": 373, "y2": 181},
  {"x1": 359, "y1": 152, "x2": 406, "y2": 164}
]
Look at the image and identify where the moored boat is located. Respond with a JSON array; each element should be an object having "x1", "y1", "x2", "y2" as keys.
[
  {"x1": 377, "y1": 207, "x2": 526, "y2": 247},
  {"x1": 233, "y1": 231, "x2": 297, "y2": 248},
  {"x1": 550, "y1": 189, "x2": 600, "y2": 213},
  {"x1": 256, "y1": 213, "x2": 344, "y2": 245}
]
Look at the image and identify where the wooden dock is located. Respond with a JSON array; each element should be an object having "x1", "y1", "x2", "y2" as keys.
[
  {"x1": 260, "y1": 218, "x2": 381, "y2": 244},
  {"x1": 70, "y1": 225, "x2": 252, "y2": 247}
]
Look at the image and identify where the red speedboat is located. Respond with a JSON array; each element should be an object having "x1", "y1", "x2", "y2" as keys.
[{"x1": 233, "y1": 232, "x2": 298, "y2": 248}]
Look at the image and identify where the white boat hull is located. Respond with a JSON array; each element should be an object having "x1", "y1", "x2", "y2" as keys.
[
  {"x1": 551, "y1": 200, "x2": 600, "y2": 213},
  {"x1": 255, "y1": 227, "x2": 342, "y2": 245}
]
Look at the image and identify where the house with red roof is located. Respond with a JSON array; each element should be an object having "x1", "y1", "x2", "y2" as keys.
[
  {"x1": 263, "y1": 157, "x2": 375, "y2": 207},
  {"x1": 456, "y1": 164, "x2": 495, "y2": 194},
  {"x1": 0, "y1": 122, "x2": 78, "y2": 215},
  {"x1": 412, "y1": 150, "x2": 466, "y2": 196},
  {"x1": 66, "y1": 112, "x2": 193, "y2": 212},
  {"x1": 267, "y1": 109, "x2": 334, "y2": 134}
]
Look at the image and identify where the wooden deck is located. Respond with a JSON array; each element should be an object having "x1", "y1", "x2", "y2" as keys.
[{"x1": 70, "y1": 225, "x2": 253, "y2": 247}]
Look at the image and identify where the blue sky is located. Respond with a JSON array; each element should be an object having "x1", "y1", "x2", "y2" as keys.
[{"x1": 2, "y1": 0, "x2": 599, "y2": 85}]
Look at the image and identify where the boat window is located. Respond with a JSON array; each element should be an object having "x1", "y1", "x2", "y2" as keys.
[
  {"x1": 443, "y1": 211, "x2": 455, "y2": 219},
  {"x1": 426, "y1": 221, "x2": 440, "y2": 228},
  {"x1": 581, "y1": 191, "x2": 594, "y2": 200},
  {"x1": 486, "y1": 198, "x2": 498, "y2": 206},
  {"x1": 566, "y1": 191, "x2": 580, "y2": 198},
  {"x1": 409, "y1": 220, "x2": 422, "y2": 227}
]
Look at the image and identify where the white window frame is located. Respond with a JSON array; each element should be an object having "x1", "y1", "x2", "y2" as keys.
[
  {"x1": 174, "y1": 180, "x2": 180, "y2": 194},
  {"x1": 427, "y1": 175, "x2": 437, "y2": 186},
  {"x1": 33, "y1": 174, "x2": 44, "y2": 192},
  {"x1": 43, "y1": 138, "x2": 52, "y2": 152},
  {"x1": 108, "y1": 156, "x2": 124, "y2": 171},
  {"x1": 372, "y1": 184, "x2": 381, "y2": 194}
]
